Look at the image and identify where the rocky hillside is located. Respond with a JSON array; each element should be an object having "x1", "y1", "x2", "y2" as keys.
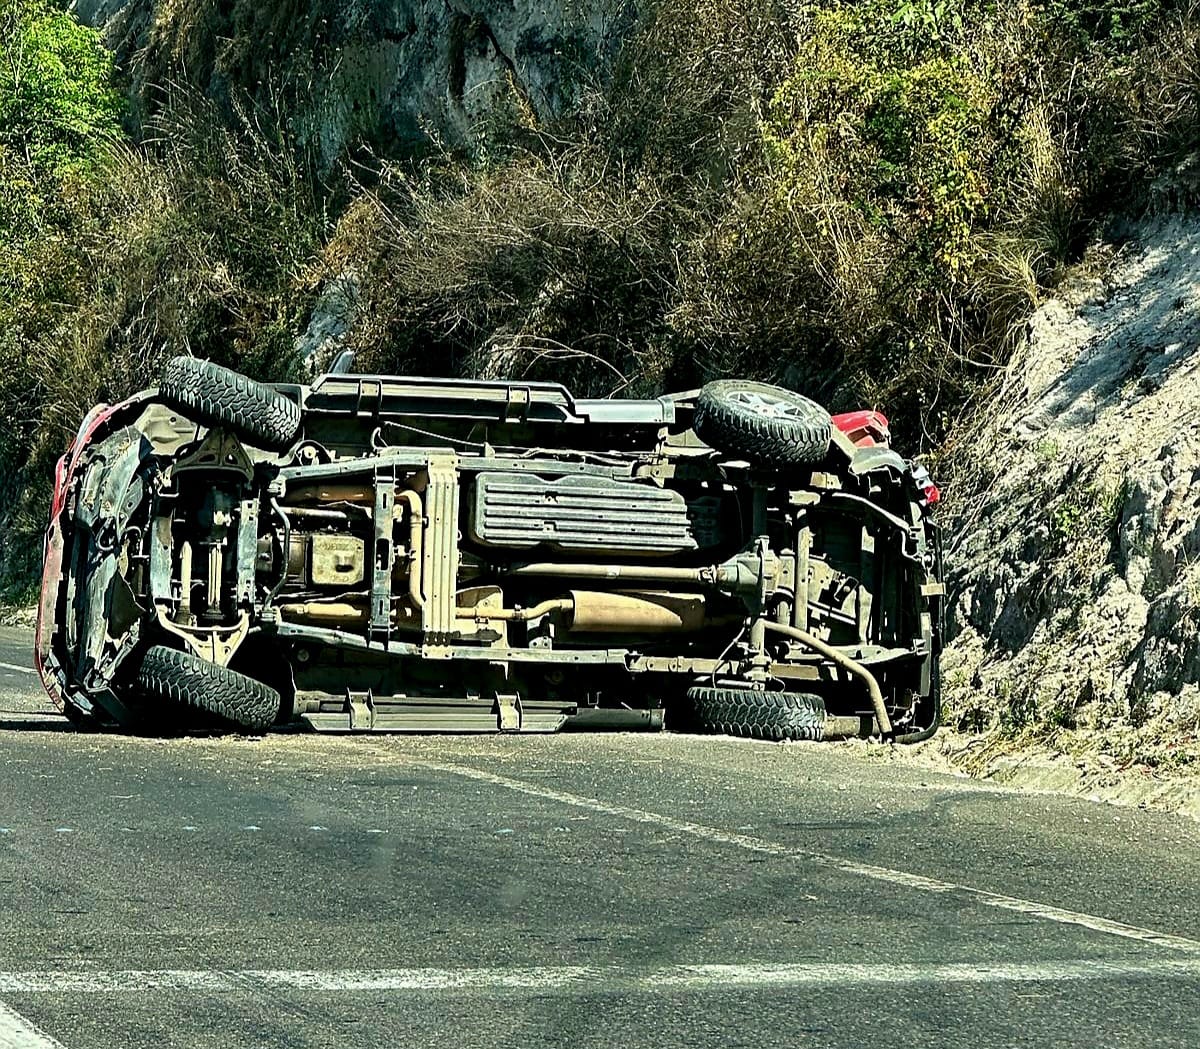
[
  {"x1": 75, "y1": 0, "x2": 633, "y2": 165},
  {"x1": 945, "y1": 210, "x2": 1200, "y2": 767}
]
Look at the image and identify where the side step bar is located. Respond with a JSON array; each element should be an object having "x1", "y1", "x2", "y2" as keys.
[{"x1": 296, "y1": 690, "x2": 665, "y2": 734}]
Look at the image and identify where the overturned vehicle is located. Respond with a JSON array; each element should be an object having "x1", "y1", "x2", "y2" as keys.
[{"x1": 37, "y1": 358, "x2": 943, "y2": 741}]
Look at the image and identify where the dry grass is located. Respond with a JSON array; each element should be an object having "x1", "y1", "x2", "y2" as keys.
[
  {"x1": 0, "y1": 95, "x2": 329, "y2": 595},
  {"x1": 4, "y1": 0, "x2": 1200, "y2": 601}
]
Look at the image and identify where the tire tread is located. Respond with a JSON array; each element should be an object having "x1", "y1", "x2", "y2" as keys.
[
  {"x1": 136, "y1": 645, "x2": 279, "y2": 733},
  {"x1": 694, "y1": 380, "x2": 831, "y2": 467},
  {"x1": 689, "y1": 686, "x2": 826, "y2": 742},
  {"x1": 159, "y1": 357, "x2": 300, "y2": 451}
]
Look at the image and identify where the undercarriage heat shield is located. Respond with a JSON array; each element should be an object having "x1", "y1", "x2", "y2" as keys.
[{"x1": 469, "y1": 472, "x2": 720, "y2": 556}]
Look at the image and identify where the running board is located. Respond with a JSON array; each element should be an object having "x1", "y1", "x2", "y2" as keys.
[
  {"x1": 296, "y1": 690, "x2": 573, "y2": 734},
  {"x1": 301, "y1": 710, "x2": 571, "y2": 733}
]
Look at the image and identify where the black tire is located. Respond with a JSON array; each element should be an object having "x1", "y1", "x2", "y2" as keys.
[
  {"x1": 689, "y1": 687, "x2": 826, "y2": 742},
  {"x1": 135, "y1": 645, "x2": 280, "y2": 733},
  {"x1": 158, "y1": 356, "x2": 301, "y2": 451},
  {"x1": 694, "y1": 380, "x2": 831, "y2": 467}
]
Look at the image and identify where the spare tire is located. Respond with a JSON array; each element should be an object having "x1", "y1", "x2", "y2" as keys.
[
  {"x1": 694, "y1": 380, "x2": 831, "y2": 467},
  {"x1": 688, "y1": 687, "x2": 826, "y2": 742},
  {"x1": 159, "y1": 356, "x2": 301, "y2": 451},
  {"x1": 135, "y1": 645, "x2": 280, "y2": 733}
]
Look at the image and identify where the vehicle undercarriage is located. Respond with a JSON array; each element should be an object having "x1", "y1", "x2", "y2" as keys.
[{"x1": 38, "y1": 361, "x2": 943, "y2": 741}]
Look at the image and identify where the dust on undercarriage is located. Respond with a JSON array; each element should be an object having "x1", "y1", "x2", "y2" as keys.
[{"x1": 37, "y1": 360, "x2": 943, "y2": 742}]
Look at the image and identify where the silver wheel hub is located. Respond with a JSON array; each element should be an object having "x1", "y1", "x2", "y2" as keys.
[{"x1": 727, "y1": 390, "x2": 805, "y2": 421}]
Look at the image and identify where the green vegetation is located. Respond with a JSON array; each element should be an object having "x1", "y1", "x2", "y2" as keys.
[
  {"x1": 0, "y1": 0, "x2": 123, "y2": 597},
  {"x1": 0, "y1": 4, "x2": 324, "y2": 595},
  {"x1": 0, "y1": 0, "x2": 121, "y2": 176},
  {"x1": 0, "y1": 0, "x2": 121, "y2": 303},
  {"x1": 1, "y1": 0, "x2": 1198, "y2": 598},
  {"x1": 335, "y1": 0, "x2": 1200, "y2": 440}
]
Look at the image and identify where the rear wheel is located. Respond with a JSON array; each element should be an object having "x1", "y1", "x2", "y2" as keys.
[
  {"x1": 689, "y1": 687, "x2": 826, "y2": 742},
  {"x1": 135, "y1": 646, "x2": 280, "y2": 733},
  {"x1": 694, "y1": 380, "x2": 832, "y2": 467},
  {"x1": 158, "y1": 356, "x2": 301, "y2": 451}
]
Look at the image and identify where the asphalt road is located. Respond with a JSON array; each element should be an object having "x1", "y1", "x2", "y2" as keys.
[{"x1": 1, "y1": 625, "x2": 1199, "y2": 1048}]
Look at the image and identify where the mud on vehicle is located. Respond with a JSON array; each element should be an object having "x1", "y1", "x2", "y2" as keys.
[{"x1": 36, "y1": 358, "x2": 944, "y2": 741}]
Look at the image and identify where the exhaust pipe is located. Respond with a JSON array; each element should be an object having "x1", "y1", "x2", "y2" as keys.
[{"x1": 761, "y1": 619, "x2": 894, "y2": 738}]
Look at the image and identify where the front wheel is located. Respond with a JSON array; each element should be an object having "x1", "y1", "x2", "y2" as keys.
[
  {"x1": 135, "y1": 646, "x2": 280, "y2": 733},
  {"x1": 158, "y1": 356, "x2": 301, "y2": 451}
]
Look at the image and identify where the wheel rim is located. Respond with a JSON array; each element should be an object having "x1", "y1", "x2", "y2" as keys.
[{"x1": 726, "y1": 389, "x2": 807, "y2": 421}]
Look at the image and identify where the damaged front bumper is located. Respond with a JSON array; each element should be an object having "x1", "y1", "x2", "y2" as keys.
[{"x1": 36, "y1": 395, "x2": 153, "y2": 721}]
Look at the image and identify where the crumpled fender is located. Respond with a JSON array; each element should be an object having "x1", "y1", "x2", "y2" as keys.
[{"x1": 36, "y1": 394, "x2": 151, "y2": 713}]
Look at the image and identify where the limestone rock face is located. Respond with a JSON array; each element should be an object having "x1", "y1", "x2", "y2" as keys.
[
  {"x1": 77, "y1": 0, "x2": 634, "y2": 165},
  {"x1": 944, "y1": 215, "x2": 1200, "y2": 748}
]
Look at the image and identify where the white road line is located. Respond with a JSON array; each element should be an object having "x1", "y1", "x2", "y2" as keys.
[
  {"x1": 0, "y1": 1001, "x2": 67, "y2": 1049},
  {"x1": 1, "y1": 958, "x2": 1200, "y2": 995},
  {"x1": 0, "y1": 663, "x2": 34, "y2": 677},
  {"x1": 413, "y1": 759, "x2": 1200, "y2": 955}
]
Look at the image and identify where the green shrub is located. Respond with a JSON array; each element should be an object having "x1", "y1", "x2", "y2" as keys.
[
  {"x1": 1043, "y1": 0, "x2": 1172, "y2": 46},
  {"x1": 0, "y1": 0, "x2": 123, "y2": 294},
  {"x1": 338, "y1": 1, "x2": 1200, "y2": 443},
  {"x1": 0, "y1": 6, "x2": 327, "y2": 596},
  {"x1": 0, "y1": 0, "x2": 122, "y2": 174}
]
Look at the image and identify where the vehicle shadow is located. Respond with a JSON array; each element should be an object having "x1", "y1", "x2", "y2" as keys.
[{"x1": 0, "y1": 714, "x2": 71, "y2": 732}]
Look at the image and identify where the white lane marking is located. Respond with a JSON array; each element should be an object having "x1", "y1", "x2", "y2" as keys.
[
  {"x1": 0, "y1": 1000, "x2": 68, "y2": 1048},
  {"x1": 0, "y1": 663, "x2": 34, "y2": 677},
  {"x1": 413, "y1": 760, "x2": 1200, "y2": 955},
  {"x1": 2, "y1": 958, "x2": 1200, "y2": 995}
]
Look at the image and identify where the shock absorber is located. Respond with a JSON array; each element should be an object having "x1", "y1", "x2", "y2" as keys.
[{"x1": 177, "y1": 541, "x2": 195, "y2": 626}]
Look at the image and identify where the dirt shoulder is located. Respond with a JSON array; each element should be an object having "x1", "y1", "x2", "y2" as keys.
[
  {"x1": 826, "y1": 731, "x2": 1200, "y2": 821},
  {"x1": 0, "y1": 604, "x2": 36, "y2": 628}
]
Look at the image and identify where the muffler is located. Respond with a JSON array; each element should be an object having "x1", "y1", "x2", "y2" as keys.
[{"x1": 567, "y1": 590, "x2": 707, "y2": 633}]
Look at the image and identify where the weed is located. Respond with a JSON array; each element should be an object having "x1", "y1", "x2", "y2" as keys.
[
  {"x1": 1035, "y1": 437, "x2": 1062, "y2": 463},
  {"x1": 1044, "y1": 696, "x2": 1079, "y2": 730},
  {"x1": 1051, "y1": 495, "x2": 1090, "y2": 549},
  {"x1": 998, "y1": 679, "x2": 1040, "y2": 735}
]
